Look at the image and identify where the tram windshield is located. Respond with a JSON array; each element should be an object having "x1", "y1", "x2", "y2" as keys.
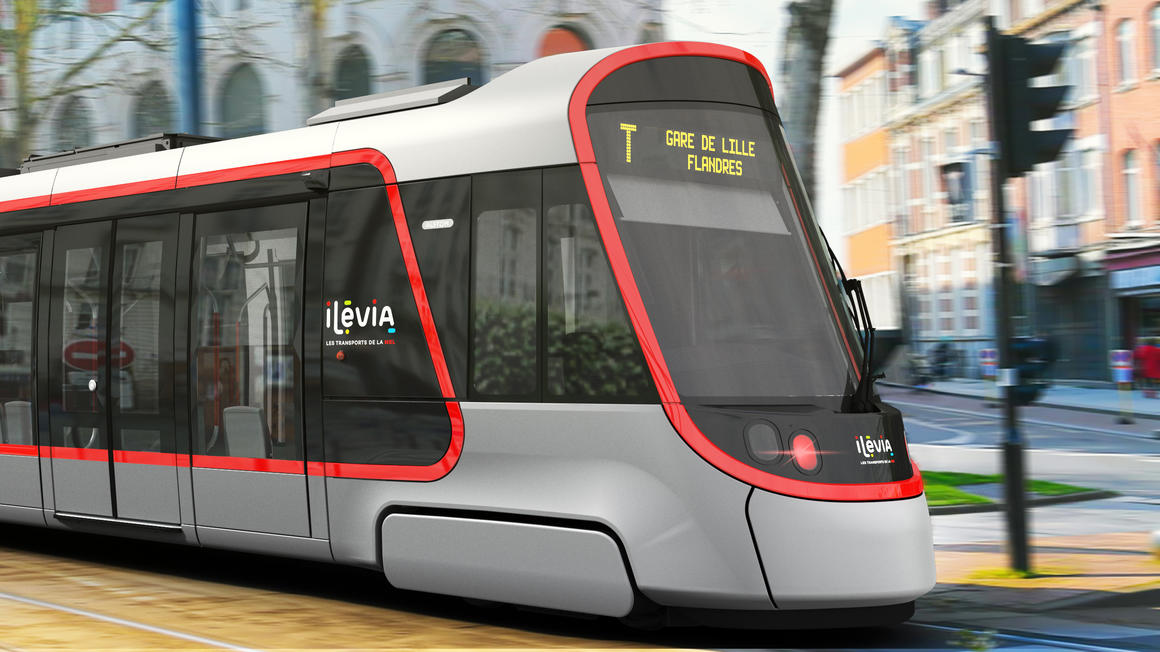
[{"x1": 589, "y1": 102, "x2": 859, "y2": 404}]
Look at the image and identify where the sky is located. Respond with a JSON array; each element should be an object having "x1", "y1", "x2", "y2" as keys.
[{"x1": 664, "y1": 0, "x2": 926, "y2": 262}]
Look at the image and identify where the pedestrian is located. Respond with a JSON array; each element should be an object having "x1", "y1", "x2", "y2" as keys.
[
  {"x1": 1134, "y1": 337, "x2": 1154, "y2": 397},
  {"x1": 1146, "y1": 338, "x2": 1160, "y2": 398}
]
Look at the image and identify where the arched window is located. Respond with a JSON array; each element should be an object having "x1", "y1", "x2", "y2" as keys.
[
  {"x1": 1116, "y1": 19, "x2": 1136, "y2": 84},
  {"x1": 1124, "y1": 150, "x2": 1140, "y2": 227},
  {"x1": 55, "y1": 96, "x2": 92, "y2": 151},
  {"x1": 219, "y1": 64, "x2": 265, "y2": 139},
  {"x1": 638, "y1": 23, "x2": 664, "y2": 44},
  {"x1": 334, "y1": 45, "x2": 371, "y2": 101},
  {"x1": 423, "y1": 29, "x2": 484, "y2": 85},
  {"x1": 132, "y1": 81, "x2": 175, "y2": 138},
  {"x1": 536, "y1": 26, "x2": 590, "y2": 57}
]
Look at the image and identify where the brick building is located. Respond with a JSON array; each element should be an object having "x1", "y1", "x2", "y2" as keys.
[{"x1": 839, "y1": 0, "x2": 1160, "y2": 380}]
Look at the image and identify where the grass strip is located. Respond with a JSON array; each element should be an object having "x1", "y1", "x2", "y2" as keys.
[
  {"x1": 923, "y1": 471, "x2": 1090, "y2": 496},
  {"x1": 924, "y1": 483, "x2": 992, "y2": 507}
]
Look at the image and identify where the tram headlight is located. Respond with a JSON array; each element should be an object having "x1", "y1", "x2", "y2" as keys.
[
  {"x1": 744, "y1": 421, "x2": 782, "y2": 463},
  {"x1": 789, "y1": 430, "x2": 821, "y2": 475}
]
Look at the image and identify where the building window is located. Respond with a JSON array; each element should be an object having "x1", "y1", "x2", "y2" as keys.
[
  {"x1": 131, "y1": 81, "x2": 174, "y2": 138},
  {"x1": 538, "y1": 26, "x2": 591, "y2": 57},
  {"x1": 1151, "y1": 5, "x2": 1160, "y2": 72},
  {"x1": 1117, "y1": 19, "x2": 1136, "y2": 84},
  {"x1": 55, "y1": 96, "x2": 92, "y2": 151},
  {"x1": 334, "y1": 45, "x2": 371, "y2": 101},
  {"x1": 219, "y1": 64, "x2": 265, "y2": 139},
  {"x1": 1084, "y1": 149, "x2": 1103, "y2": 216},
  {"x1": 424, "y1": 29, "x2": 485, "y2": 85},
  {"x1": 1124, "y1": 150, "x2": 1140, "y2": 227}
]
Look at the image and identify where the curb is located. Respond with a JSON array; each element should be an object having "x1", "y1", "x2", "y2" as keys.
[
  {"x1": 929, "y1": 490, "x2": 1120, "y2": 515},
  {"x1": 881, "y1": 380, "x2": 1160, "y2": 421}
]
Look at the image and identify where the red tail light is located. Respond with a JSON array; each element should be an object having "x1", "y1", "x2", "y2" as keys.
[{"x1": 790, "y1": 431, "x2": 820, "y2": 474}]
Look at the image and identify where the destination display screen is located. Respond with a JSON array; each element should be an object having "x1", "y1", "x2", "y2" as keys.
[
  {"x1": 586, "y1": 101, "x2": 857, "y2": 403},
  {"x1": 588, "y1": 103, "x2": 790, "y2": 235}
]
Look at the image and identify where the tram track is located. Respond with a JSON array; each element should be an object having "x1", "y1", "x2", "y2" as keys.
[{"x1": 0, "y1": 590, "x2": 255, "y2": 650}]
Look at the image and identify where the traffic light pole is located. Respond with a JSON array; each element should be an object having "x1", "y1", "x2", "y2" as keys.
[{"x1": 984, "y1": 16, "x2": 1031, "y2": 573}]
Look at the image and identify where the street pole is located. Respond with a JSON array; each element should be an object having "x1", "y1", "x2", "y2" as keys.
[
  {"x1": 176, "y1": 0, "x2": 202, "y2": 134},
  {"x1": 984, "y1": 16, "x2": 1030, "y2": 573}
]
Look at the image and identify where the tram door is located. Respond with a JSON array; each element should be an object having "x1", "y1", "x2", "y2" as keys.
[{"x1": 48, "y1": 216, "x2": 180, "y2": 523}]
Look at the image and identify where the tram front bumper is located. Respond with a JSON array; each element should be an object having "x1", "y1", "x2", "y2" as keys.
[{"x1": 747, "y1": 489, "x2": 935, "y2": 610}]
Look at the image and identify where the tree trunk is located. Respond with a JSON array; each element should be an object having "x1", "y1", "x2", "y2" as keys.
[
  {"x1": 14, "y1": 0, "x2": 38, "y2": 164},
  {"x1": 300, "y1": 0, "x2": 330, "y2": 120},
  {"x1": 779, "y1": 0, "x2": 834, "y2": 204}
]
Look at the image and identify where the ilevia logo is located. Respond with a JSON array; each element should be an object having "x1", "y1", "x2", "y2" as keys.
[
  {"x1": 325, "y1": 299, "x2": 396, "y2": 347},
  {"x1": 854, "y1": 434, "x2": 895, "y2": 466}
]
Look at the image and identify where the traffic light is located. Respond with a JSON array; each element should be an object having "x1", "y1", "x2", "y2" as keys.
[
  {"x1": 986, "y1": 24, "x2": 1073, "y2": 178},
  {"x1": 1009, "y1": 336, "x2": 1053, "y2": 406}
]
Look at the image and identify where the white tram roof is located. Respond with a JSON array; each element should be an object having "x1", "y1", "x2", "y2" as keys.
[{"x1": 0, "y1": 45, "x2": 629, "y2": 208}]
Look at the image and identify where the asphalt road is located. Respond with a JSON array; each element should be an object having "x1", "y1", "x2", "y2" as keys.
[{"x1": 879, "y1": 385, "x2": 1160, "y2": 456}]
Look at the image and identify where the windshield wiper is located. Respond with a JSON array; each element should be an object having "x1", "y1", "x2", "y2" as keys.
[
  {"x1": 842, "y1": 277, "x2": 880, "y2": 413},
  {"x1": 817, "y1": 239, "x2": 880, "y2": 413}
]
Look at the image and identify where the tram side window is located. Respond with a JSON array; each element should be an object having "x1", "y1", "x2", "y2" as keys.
[
  {"x1": 192, "y1": 207, "x2": 303, "y2": 460},
  {"x1": 400, "y1": 177, "x2": 471, "y2": 398},
  {"x1": 0, "y1": 236, "x2": 38, "y2": 445},
  {"x1": 471, "y1": 170, "x2": 539, "y2": 399},
  {"x1": 543, "y1": 167, "x2": 653, "y2": 402}
]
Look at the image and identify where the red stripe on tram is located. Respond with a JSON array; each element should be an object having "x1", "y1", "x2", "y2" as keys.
[
  {"x1": 0, "y1": 444, "x2": 38, "y2": 457},
  {"x1": 191, "y1": 455, "x2": 304, "y2": 474}
]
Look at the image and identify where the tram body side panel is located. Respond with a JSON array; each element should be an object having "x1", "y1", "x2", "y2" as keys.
[{"x1": 327, "y1": 402, "x2": 773, "y2": 612}]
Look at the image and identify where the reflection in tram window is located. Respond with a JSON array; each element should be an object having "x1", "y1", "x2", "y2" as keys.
[
  {"x1": 61, "y1": 245, "x2": 105, "y2": 449},
  {"x1": 543, "y1": 168, "x2": 652, "y2": 402},
  {"x1": 116, "y1": 240, "x2": 164, "y2": 452},
  {"x1": 471, "y1": 170, "x2": 539, "y2": 398},
  {"x1": 0, "y1": 238, "x2": 38, "y2": 446},
  {"x1": 193, "y1": 226, "x2": 300, "y2": 460}
]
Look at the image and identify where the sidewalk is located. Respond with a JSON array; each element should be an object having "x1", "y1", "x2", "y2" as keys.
[
  {"x1": 919, "y1": 531, "x2": 1160, "y2": 648},
  {"x1": 887, "y1": 377, "x2": 1160, "y2": 419}
]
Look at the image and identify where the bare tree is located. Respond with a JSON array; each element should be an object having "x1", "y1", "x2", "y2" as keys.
[
  {"x1": 0, "y1": 0, "x2": 170, "y2": 166},
  {"x1": 778, "y1": 0, "x2": 834, "y2": 203}
]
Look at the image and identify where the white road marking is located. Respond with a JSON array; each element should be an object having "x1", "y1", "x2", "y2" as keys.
[
  {"x1": 905, "y1": 417, "x2": 976, "y2": 445},
  {"x1": 886, "y1": 398, "x2": 1156, "y2": 442},
  {"x1": 909, "y1": 621, "x2": 1140, "y2": 652},
  {"x1": 0, "y1": 591, "x2": 258, "y2": 651}
]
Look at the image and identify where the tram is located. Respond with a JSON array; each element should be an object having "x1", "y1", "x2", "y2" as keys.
[{"x1": 0, "y1": 42, "x2": 934, "y2": 628}]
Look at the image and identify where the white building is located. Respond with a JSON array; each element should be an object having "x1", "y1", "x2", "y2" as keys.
[{"x1": 3, "y1": 0, "x2": 663, "y2": 159}]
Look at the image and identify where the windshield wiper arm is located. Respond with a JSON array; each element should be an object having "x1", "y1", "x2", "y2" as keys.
[{"x1": 842, "y1": 277, "x2": 880, "y2": 412}]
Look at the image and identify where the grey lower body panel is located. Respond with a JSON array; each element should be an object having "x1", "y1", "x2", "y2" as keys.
[
  {"x1": 51, "y1": 458, "x2": 112, "y2": 517},
  {"x1": 328, "y1": 403, "x2": 773, "y2": 612},
  {"x1": 381, "y1": 514, "x2": 634, "y2": 617},
  {"x1": 0, "y1": 504, "x2": 46, "y2": 527},
  {"x1": 192, "y1": 468, "x2": 310, "y2": 537},
  {"x1": 748, "y1": 490, "x2": 935, "y2": 609},
  {"x1": 196, "y1": 526, "x2": 333, "y2": 562},
  {"x1": 114, "y1": 462, "x2": 181, "y2": 524},
  {"x1": 0, "y1": 455, "x2": 42, "y2": 508}
]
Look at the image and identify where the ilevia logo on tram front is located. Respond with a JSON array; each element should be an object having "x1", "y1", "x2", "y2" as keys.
[
  {"x1": 854, "y1": 434, "x2": 895, "y2": 465},
  {"x1": 324, "y1": 299, "x2": 396, "y2": 347}
]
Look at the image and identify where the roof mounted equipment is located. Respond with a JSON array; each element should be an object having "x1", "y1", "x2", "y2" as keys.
[
  {"x1": 307, "y1": 78, "x2": 477, "y2": 126},
  {"x1": 21, "y1": 133, "x2": 219, "y2": 174}
]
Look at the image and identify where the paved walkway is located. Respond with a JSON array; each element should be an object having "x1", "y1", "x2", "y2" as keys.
[
  {"x1": 889, "y1": 377, "x2": 1160, "y2": 419},
  {"x1": 921, "y1": 531, "x2": 1160, "y2": 648}
]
